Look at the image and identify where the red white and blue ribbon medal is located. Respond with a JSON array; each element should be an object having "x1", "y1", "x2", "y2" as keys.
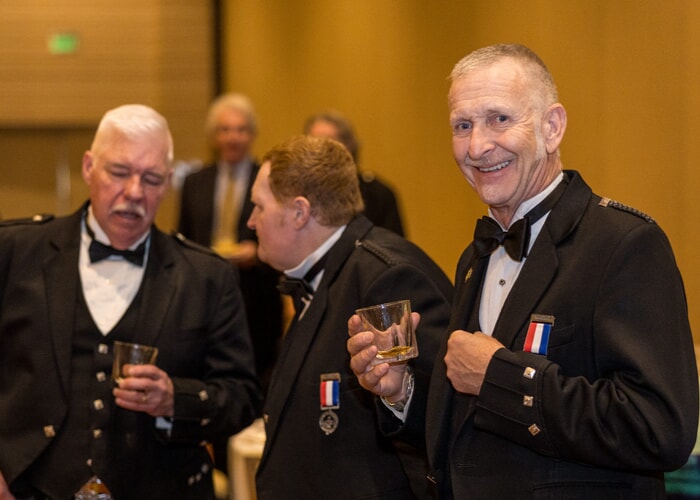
[
  {"x1": 524, "y1": 314, "x2": 554, "y2": 355},
  {"x1": 319, "y1": 372, "x2": 340, "y2": 435}
]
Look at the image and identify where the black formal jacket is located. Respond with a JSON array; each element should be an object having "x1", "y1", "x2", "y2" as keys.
[
  {"x1": 178, "y1": 161, "x2": 258, "y2": 246},
  {"x1": 0, "y1": 206, "x2": 260, "y2": 499},
  {"x1": 256, "y1": 216, "x2": 453, "y2": 500},
  {"x1": 421, "y1": 170, "x2": 698, "y2": 499}
]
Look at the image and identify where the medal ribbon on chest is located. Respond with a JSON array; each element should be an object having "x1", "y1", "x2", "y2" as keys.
[
  {"x1": 319, "y1": 372, "x2": 340, "y2": 435},
  {"x1": 524, "y1": 314, "x2": 554, "y2": 355}
]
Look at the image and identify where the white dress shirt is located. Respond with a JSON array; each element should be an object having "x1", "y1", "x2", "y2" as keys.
[
  {"x1": 284, "y1": 225, "x2": 345, "y2": 320},
  {"x1": 479, "y1": 173, "x2": 564, "y2": 335},
  {"x1": 79, "y1": 207, "x2": 150, "y2": 335}
]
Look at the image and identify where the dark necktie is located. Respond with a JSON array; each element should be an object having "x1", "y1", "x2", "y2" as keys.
[
  {"x1": 473, "y1": 177, "x2": 568, "y2": 261},
  {"x1": 86, "y1": 223, "x2": 147, "y2": 266},
  {"x1": 277, "y1": 253, "x2": 328, "y2": 316}
]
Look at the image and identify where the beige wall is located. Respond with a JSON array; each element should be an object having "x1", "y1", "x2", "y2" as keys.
[
  {"x1": 220, "y1": 0, "x2": 700, "y2": 340},
  {"x1": 0, "y1": 0, "x2": 698, "y2": 340},
  {"x1": 0, "y1": 0, "x2": 215, "y2": 225}
]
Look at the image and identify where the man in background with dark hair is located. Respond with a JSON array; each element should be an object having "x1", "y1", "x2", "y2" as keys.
[{"x1": 304, "y1": 110, "x2": 405, "y2": 236}]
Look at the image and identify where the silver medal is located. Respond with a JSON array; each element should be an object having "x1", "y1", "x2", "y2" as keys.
[{"x1": 319, "y1": 409, "x2": 339, "y2": 435}]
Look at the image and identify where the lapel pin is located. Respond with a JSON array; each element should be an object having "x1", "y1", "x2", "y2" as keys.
[{"x1": 464, "y1": 267, "x2": 473, "y2": 283}]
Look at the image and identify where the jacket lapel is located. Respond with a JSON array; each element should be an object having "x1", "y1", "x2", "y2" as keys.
[
  {"x1": 44, "y1": 211, "x2": 83, "y2": 397},
  {"x1": 491, "y1": 236, "x2": 558, "y2": 348},
  {"x1": 491, "y1": 170, "x2": 589, "y2": 348},
  {"x1": 132, "y1": 229, "x2": 176, "y2": 347},
  {"x1": 426, "y1": 248, "x2": 488, "y2": 464}
]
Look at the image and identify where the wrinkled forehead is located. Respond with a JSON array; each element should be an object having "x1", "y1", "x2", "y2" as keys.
[
  {"x1": 450, "y1": 63, "x2": 523, "y2": 102},
  {"x1": 94, "y1": 128, "x2": 172, "y2": 170},
  {"x1": 449, "y1": 61, "x2": 543, "y2": 116},
  {"x1": 93, "y1": 123, "x2": 173, "y2": 164}
]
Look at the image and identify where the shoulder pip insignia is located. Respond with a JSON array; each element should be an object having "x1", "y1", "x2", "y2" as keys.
[
  {"x1": 170, "y1": 231, "x2": 219, "y2": 256},
  {"x1": 0, "y1": 213, "x2": 55, "y2": 227},
  {"x1": 598, "y1": 197, "x2": 655, "y2": 224},
  {"x1": 355, "y1": 239, "x2": 399, "y2": 266}
]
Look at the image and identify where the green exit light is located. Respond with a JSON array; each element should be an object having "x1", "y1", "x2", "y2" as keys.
[{"x1": 48, "y1": 32, "x2": 80, "y2": 55}]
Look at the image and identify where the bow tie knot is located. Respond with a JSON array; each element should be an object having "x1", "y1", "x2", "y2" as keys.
[
  {"x1": 277, "y1": 253, "x2": 329, "y2": 317},
  {"x1": 277, "y1": 277, "x2": 313, "y2": 315},
  {"x1": 473, "y1": 216, "x2": 530, "y2": 261},
  {"x1": 89, "y1": 239, "x2": 146, "y2": 266},
  {"x1": 85, "y1": 217, "x2": 147, "y2": 266},
  {"x1": 472, "y1": 176, "x2": 570, "y2": 261}
]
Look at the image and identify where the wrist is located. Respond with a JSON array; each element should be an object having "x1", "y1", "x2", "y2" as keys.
[{"x1": 381, "y1": 366, "x2": 414, "y2": 411}]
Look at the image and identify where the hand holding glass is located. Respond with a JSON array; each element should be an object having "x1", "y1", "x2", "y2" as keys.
[
  {"x1": 356, "y1": 299, "x2": 417, "y2": 365},
  {"x1": 112, "y1": 341, "x2": 159, "y2": 384}
]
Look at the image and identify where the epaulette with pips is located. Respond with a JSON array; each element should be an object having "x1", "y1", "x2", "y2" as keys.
[
  {"x1": 355, "y1": 239, "x2": 399, "y2": 266},
  {"x1": 171, "y1": 231, "x2": 221, "y2": 258},
  {"x1": 0, "y1": 214, "x2": 55, "y2": 227},
  {"x1": 598, "y1": 197, "x2": 655, "y2": 224}
]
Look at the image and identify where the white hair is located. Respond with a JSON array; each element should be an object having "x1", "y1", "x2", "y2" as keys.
[
  {"x1": 205, "y1": 92, "x2": 258, "y2": 138},
  {"x1": 93, "y1": 104, "x2": 174, "y2": 163}
]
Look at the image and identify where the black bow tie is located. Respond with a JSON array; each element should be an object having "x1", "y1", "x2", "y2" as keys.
[
  {"x1": 277, "y1": 253, "x2": 328, "y2": 316},
  {"x1": 85, "y1": 221, "x2": 146, "y2": 266},
  {"x1": 277, "y1": 276, "x2": 313, "y2": 316},
  {"x1": 472, "y1": 177, "x2": 568, "y2": 261},
  {"x1": 89, "y1": 239, "x2": 146, "y2": 266},
  {"x1": 473, "y1": 216, "x2": 530, "y2": 261}
]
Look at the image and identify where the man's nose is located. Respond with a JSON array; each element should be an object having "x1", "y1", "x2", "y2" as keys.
[
  {"x1": 467, "y1": 124, "x2": 495, "y2": 160},
  {"x1": 124, "y1": 174, "x2": 145, "y2": 198}
]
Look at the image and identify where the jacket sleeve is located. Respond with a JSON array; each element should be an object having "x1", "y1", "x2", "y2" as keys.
[
  {"x1": 166, "y1": 260, "x2": 261, "y2": 444},
  {"x1": 361, "y1": 258, "x2": 452, "y2": 447}
]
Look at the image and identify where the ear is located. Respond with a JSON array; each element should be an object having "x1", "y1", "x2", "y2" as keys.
[
  {"x1": 291, "y1": 196, "x2": 312, "y2": 229},
  {"x1": 542, "y1": 103, "x2": 567, "y2": 154},
  {"x1": 81, "y1": 151, "x2": 94, "y2": 185}
]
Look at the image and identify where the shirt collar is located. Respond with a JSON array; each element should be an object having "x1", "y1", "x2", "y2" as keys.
[
  {"x1": 284, "y1": 225, "x2": 346, "y2": 281},
  {"x1": 488, "y1": 172, "x2": 564, "y2": 230}
]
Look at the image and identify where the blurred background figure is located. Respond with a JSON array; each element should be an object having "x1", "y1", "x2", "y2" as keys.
[
  {"x1": 177, "y1": 93, "x2": 283, "y2": 473},
  {"x1": 304, "y1": 110, "x2": 405, "y2": 236}
]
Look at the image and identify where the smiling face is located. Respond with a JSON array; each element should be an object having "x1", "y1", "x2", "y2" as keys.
[
  {"x1": 449, "y1": 58, "x2": 565, "y2": 226},
  {"x1": 82, "y1": 127, "x2": 171, "y2": 249}
]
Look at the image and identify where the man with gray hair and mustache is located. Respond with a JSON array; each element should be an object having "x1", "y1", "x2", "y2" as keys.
[{"x1": 0, "y1": 104, "x2": 260, "y2": 499}]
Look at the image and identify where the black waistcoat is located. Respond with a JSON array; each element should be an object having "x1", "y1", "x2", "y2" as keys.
[{"x1": 24, "y1": 273, "x2": 144, "y2": 499}]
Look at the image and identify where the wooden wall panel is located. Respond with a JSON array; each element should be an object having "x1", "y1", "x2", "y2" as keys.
[
  {"x1": 0, "y1": 1, "x2": 215, "y2": 233},
  {"x1": 0, "y1": 1, "x2": 159, "y2": 126}
]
